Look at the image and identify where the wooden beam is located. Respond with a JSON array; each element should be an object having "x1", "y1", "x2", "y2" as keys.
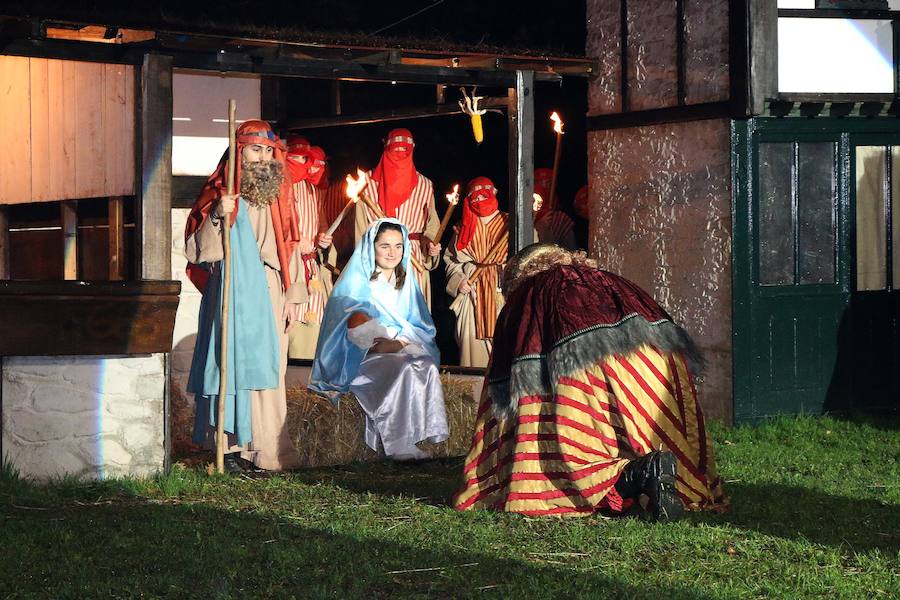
[
  {"x1": 749, "y1": 0, "x2": 778, "y2": 116},
  {"x1": 137, "y1": 53, "x2": 173, "y2": 280},
  {"x1": 108, "y1": 196, "x2": 124, "y2": 280},
  {"x1": 0, "y1": 206, "x2": 9, "y2": 279},
  {"x1": 586, "y1": 101, "x2": 732, "y2": 131},
  {"x1": 61, "y1": 201, "x2": 78, "y2": 280},
  {"x1": 507, "y1": 70, "x2": 535, "y2": 256}
]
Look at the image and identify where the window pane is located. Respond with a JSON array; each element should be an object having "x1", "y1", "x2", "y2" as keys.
[
  {"x1": 856, "y1": 146, "x2": 887, "y2": 291},
  {"x1": 798, "y1": 142, "x2": 836, "y2": 284},
  {"x1": 759, "y1": 143, "x2": 795, "y2": 285}
]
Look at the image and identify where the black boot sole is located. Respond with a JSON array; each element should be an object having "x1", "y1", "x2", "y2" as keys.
[{"x1": 647, "y1": 452, "x2": 684, "y2": 523}]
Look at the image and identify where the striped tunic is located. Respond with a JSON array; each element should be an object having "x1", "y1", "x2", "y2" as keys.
[
  {"x1": 358, "y1": 172, "x2": 440, "y2": 302},
  {"x1": 447, "y1": 213, "x2": 508, "y2": 339},
  {"x1": 535, "y1": 210, "x2": 576, "y2": 250},
  {"x1": 291, "y1": 180, "x2": 327, "y2": 325},
  {"x1": 453, "y1": 345, "x2": 727, "y2": 516}
]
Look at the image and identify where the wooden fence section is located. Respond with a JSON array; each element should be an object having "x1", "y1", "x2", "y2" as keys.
[{"x1": 0, "y1": 55, "x2": 135, "y2": 205}]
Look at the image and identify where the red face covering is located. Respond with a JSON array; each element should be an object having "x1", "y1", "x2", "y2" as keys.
[
  {"x1": 307, "y1": 146, "x2": 327, "y2": 187},
  {"x1": 185, "y1": 120, "x2": 300, "y2": 292},
  {"x1": 285, "y1": 135, "x2": 312, "y2": 183},
  {"x1": 456, "y1": 176, "x2": 499, "y2": 250},
  {"x1": 574, "y1": 185, "x2": 589, "y2": 219},
  {"x1": 533, "y1": 167, "x2": 557, "y2": 221},
  {"x1": 370, "y1": 128, "x2": 418, "y2": 218}
]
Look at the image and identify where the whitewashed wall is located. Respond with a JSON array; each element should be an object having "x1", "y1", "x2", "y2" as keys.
[{"x1": 1, "y1": 354, "x2": 166, "y2": 480}]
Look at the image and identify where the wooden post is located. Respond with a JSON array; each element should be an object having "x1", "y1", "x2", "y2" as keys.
[
  {"x1": 507, "y1": 70, "x2": 535, "y2": 256},
  {"x1": 108, "y1": 196, "x2": 125, "y2": 280},
  {"x1": 137, "y1": 53, "x2": 173, "y2": 280},
  {"x1": 332, "y1": 79, "x2": 342, "y2": 116},
  {"x1": 61, "y1": 201, "x2": 78, "y2": 280},
  {"x1": 0, "y1": 206, "x2": 9, "y2": 279}
]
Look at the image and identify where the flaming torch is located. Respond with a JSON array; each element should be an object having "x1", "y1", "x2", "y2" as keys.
[
  {"x1": 548, "y1": 111, "x2": 565, "y2": 213},
  {"x1": 434, "y1": 184, "x2": 460, "y2": 242},
  {"x1": 325, "y1": 171, "x2": 364, "y2": 237}
]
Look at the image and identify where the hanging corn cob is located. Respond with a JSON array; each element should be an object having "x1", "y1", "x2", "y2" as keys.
[{"x1": 459, "y1": 87, "x2": 487, "y2": 144}]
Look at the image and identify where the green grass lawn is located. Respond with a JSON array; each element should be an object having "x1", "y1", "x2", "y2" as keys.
[{"x1": 2, "y1": 414, "x2": 898, "y2": 599}]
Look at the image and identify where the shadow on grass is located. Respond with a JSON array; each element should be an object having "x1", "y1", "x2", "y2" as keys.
[
  {"x1": 702, "y1": 482, "x2": 900, "y2": 554},
  {"x1": 290, "y1": 457, "x2": 465, "y2": 508},
  {"x1": 0, "y1": 491, "x2": 714, "y2": 599}
]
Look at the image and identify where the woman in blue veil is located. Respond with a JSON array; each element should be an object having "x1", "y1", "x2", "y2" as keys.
[{"x1": 310, "y1": 218, "x2": 448, "y2": 459}]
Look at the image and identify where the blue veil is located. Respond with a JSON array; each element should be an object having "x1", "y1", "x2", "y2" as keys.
[{"x1": 309, "y1": 218, "x2": 439, "y2": 398}]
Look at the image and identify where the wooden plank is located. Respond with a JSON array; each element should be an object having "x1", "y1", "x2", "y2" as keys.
[
  {"x1": 0, "y1": 206, "x2": 9, "y2": 279},
  {"x1": 74, "y1": 60, "x2": 106, "y2": 198},
  {"x1": 138, "y1": 53, "x2": 173, "y2": 280},
  {"x1": 0, "y1": 280, "x2": 181, "y2": 356},
  {"x1": 108, "y1": 196, "x2": 124, "y2": 280},
  {"x1": 29, "y1": 58, "x2": 52, "y2": 202},
  {"x1": 507, "y1": 70, "x2": 535, "y2": 255},
  {"x1": 122, "y1": 64, "x2": 136, "y2": 196},
  {"x1": 0, "y1": 56, "x2": 32, "y2": 204},
  {"x1": 59, "y1": 59, "x2": 79, "y2": 200},
  {"x1": 61, "y1": 200, "x2": 78, "y2": 279},
  {"x1": 104, "y1": 64, "x2": 125, "y2": 195}
]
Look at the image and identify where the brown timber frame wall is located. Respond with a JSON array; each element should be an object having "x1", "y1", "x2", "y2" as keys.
[{"x1": 586, "y1": 0, "x2": 735, "y2": 422}]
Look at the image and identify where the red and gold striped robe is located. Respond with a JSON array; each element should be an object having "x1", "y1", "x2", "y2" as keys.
[
  {"x1": 454, "y1": 345, "x2": 727, "y2": 516},
  {"x1": 319, "y1": 179, "x2": 355, "y2": 274}
]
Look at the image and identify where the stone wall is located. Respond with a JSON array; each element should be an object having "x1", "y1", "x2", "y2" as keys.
[{"x1": 1, "y1": 354, "x2": 167, "y2": 480}]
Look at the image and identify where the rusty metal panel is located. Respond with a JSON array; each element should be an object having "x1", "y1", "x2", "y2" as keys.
[
  {"x1": 587, "y1": 118, "x2": 733, "y2": 422},
  {"x1": 586, "y1": 0, "x2": 622, "y2": 115},
  {"x1": 684, "y1": 0, "x2": 730, "y2": 104},
  {"x1": 626, "y1": 1, "x2": 678, "y2": 111}
]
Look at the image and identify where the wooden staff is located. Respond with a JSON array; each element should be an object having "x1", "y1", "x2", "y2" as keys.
[
  {"x1": 449, "y1": 231, "x2": 509, "y2": 312},
  {"x1": 216, "y1": 99, "x2": 237, "y2": 475},
  {"x1": 358, "y1": 189, "x2": 426, "y2": 274}
]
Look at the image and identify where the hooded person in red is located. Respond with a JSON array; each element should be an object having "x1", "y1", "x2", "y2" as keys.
[
  {"x1": 443, "y1": 177, "x2": 509, "y2": 367},
  {"x1": 356, "y1": 128, "x2": 442, "y2": 308},
  {"x1": 184, "y1": 119, "x2": 304, "y2": 473},
  {"x1": 285, "y1": 137, "x2": 332, "y2": 359},
  {"x1": 533, "y1": 167, "x2": 576, "y2": 250}
]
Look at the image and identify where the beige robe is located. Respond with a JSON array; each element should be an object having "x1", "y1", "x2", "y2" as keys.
[
  {"x1": 444, "y1": 212, "x2": 508, "y2": 368},
  {"x1": 185, "y1": 199, "x2": 305, "y2": 471},
  {"x1": 354, "y1": 172, "x2": 441, "y2": 308}
]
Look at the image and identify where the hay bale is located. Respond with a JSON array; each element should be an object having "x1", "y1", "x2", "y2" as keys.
[{"x1": 286, "y1": 375, "x2": 479, "y2": 468}]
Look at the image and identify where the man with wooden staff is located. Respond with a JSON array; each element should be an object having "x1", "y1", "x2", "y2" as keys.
[
  {"x1": 184, "y1": 120, "x2": 304, "y2": 473},
  {"x1": 355, "y1": 127, "x2": 442, "y2": 308},
  {"x1": 443, "y1": 177, "x2": 508, "y2": 368},
  {"x1": 533, "y1": 167, "x2": 576, "y2": 250},
  {"x1": 285, "y1": 136, "x2": 332, "y2": 359}
]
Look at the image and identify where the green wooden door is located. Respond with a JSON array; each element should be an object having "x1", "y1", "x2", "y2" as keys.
[{"x1": 734, "y1": 119, "x2": 900, "y2": 422}]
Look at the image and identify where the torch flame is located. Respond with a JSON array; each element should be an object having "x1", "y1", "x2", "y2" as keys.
[
  {"x1": 532, "y1": 192, "x2": 544, "y2": 212},
  {"x1": 345, "y1": 168, "x2": 367, "y2": 202},
  {"x1": 550, "y1": 111, "x2": 564, "y2": 135},
  {"x1": 446, "y1": 183, "x2": 460, "y2": 205}
]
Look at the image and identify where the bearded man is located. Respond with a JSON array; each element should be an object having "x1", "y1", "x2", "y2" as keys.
[
  {"x1": 533, "y1": 167, "x2": 576, "y2": 250},
  {"x1": 285, "y1": 137, "x2": 332, "y2": 359},
  {"x1": 355, "y1": 128, "x2": 441, "y2": 308},
  {"x1": 454, "y1": 244, "x2": 727, "y2": 520},
  {"x1": 443, "y1": 177, "x2": 508, "y2": 368},
  {"x1": 184, "y1": 120, "x2": 304, "y2": 473}
]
